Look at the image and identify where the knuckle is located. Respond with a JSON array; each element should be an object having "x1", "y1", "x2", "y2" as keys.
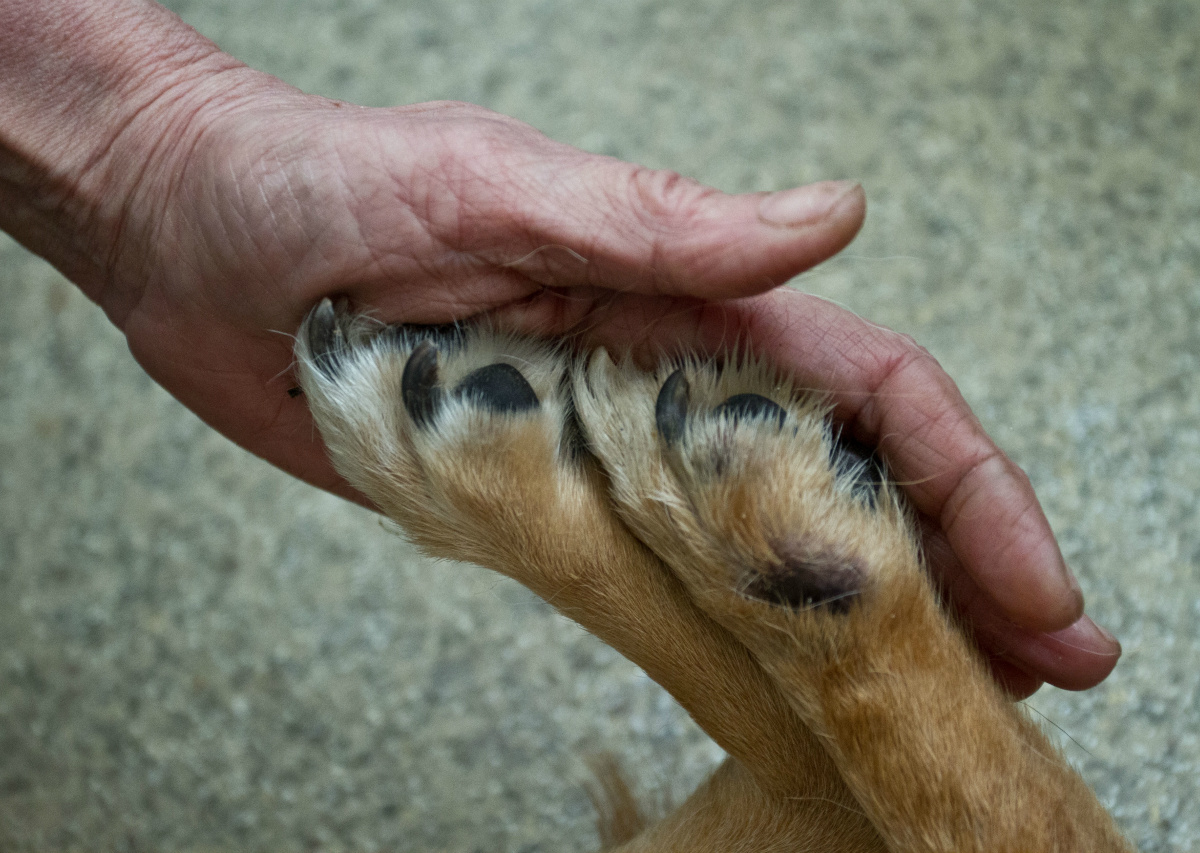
[
  {"x1": 879, "y1": 335, "x2": 939, "y2": 380},
  {"x1": 624, "y1": 167, "x2": 715, "y2": 233},
  {"x1": 855, "y1": 342, "x2": 947, "y2": 433}
]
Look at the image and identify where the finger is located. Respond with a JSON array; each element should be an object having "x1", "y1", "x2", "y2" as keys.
[
  {"x1": 925, "y1": 525, "x2": 1120, "y2": 689},
  {"x1": 979, "y1": 617, "x2": 1121, "y2": 693},
  {"x1": 545, "y1": 287, "x2": 1090, "y2": 636},
  {"x1": 973, "y1": 605, "x2": 1119, "y2": 695},
  {"x1": 372, "y1": 107, "x2": 866, "y2": 302},
  {"x1": 505, "y1": 169, "x2": 868, "y2": 299},
  {"x1": 985, "y1": 658, "x2": 1043, "y2": 700}
]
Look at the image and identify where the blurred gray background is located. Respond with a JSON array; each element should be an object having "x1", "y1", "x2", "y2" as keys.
[{"x1": 2, "y1": 0, "x2": 1197, "y2": 849}]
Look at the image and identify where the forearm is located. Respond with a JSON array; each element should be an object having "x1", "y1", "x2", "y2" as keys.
[{"x1": 0, "y1": 0, "x2": 246, "y2": 318}]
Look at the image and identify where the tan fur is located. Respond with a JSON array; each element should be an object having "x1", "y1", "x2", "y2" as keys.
[
  {"x1": 585, "y1": 754, "x2": 650, "y2": 850},
  {"x1": 295, "y1": 301, "x2": 1131, "y2": 852}
]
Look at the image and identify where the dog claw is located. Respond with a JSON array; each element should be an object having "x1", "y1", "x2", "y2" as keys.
[
  {"x1": 402, "y1": 340, "x2": 444, "y2": 429},
  {"x1": 456, "y1": 363, "x2": 539, "y2": 414},
  {"x1": 307, "y1": 298, "x2": 347, "y2": 377},
  {"x1": 656, "y1": 369, "x2": 691, "y2": 446}
]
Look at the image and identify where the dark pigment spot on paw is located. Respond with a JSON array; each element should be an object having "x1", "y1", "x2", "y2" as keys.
[
  {"x1": 307, "y1": 298, "x2": 348, "y2": 378},
  {"x1": 712, "y1": 393, "x2": 786, "y2": 429},
  {"x1": 656, "y1": 369, "x2": 691, "y2": 446},
  {"x1": 401, "y1": 341, "x2": 444, "y2": 429},
  {"x1": 830, "y1": 429, "x2": 887, "y2": 506},
  {"x1": 743, "y1": 550, "x2": 864, "y2": 614},
  {"x1": 455, "y1": 363, "x2": 539, "y2": 414}
]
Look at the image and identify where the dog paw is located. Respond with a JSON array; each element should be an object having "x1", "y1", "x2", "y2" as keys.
[
  {"x1": 295, "y1": 299, "x2": 587, "y2": 573},
  {"x1": 294, "y1": 307, "x2": 1130, "y2": 852},
  {"x1": 572, "y1": 350, "x2": 919, "y2": 648},
  {"x1": 295, "y1": 302, "x2": 880, "y2": 822},
  {"x1": 572, "y1": 351, "x2": 1134, "y2": 853}
]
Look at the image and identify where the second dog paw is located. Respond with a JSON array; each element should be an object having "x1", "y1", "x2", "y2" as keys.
[{"x1": 573, "y1": 349, "x2": 921, "y2": 645}]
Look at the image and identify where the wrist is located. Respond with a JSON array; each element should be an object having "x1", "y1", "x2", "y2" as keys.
[{"x1": 0, "y1": 0, "x2": 258, "y2": 322}]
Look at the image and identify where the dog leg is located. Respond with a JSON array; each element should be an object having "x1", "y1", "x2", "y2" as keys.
[
  {"x1": 574, "y1": 350, "x2": 1131, "y2": 853},
  {"x1": 295, "y1": 301, "x2": 881, "y2": 851}
]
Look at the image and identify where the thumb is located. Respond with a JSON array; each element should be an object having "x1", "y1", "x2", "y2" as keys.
[
  {"x1": 563, "y1": 166, "x2": 867, "y2": 298},
  {"x1": 408, "y1": 111, "x2": 866, "y2": 300}
]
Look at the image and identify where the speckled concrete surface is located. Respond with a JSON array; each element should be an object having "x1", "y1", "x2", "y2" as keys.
[{"x1": 2, "y1": 0, "x2": 1198, "y2": 849}]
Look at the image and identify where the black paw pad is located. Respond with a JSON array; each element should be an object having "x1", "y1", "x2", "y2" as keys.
[
  {"x1": 307, "y1": 298, "x2": 349, "y2": 378},
  {"x1": 455, "y1": 363, "x2": 539, "y2": 414},
  {"x1": 655, "y1": 372, "x2": 789, "y2": 448},
  {"x1": 742, "y1": 550, "x2": 864, "y2": 614},
  {"x1": 655, "y1": 369, "x2": 691, "y2": 446},
  {"x1": 712, "y1": 393, "x2": 787, "y2": 429},
  {"x1": 401, "y1": 340, "x2": 444, "y2": 429},
  {"x1": 830, "y1": 431, "x2": 887, "y2": 506}
]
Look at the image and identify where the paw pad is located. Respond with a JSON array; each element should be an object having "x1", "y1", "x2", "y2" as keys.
[
  {"x1": 654, "y1": 368, "x2": 788, "y2": 448},
  {"x1": 712, "y1": 393, "x2": 787, "y2": 429},
  {"x1": 401, "y1": 339, "x2": 541, "y2": 429},
  {"x1": 457, "y1": 363, "x2": 540, "y2": 414}
]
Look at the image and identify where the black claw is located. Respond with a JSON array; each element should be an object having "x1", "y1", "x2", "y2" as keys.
[
  {"x1": 656, "y1": 369, "x2": 691, "y2": 446},
  {"x1": 743, "y1": 552, "x2": 864, "y2": 614},
  {"x1": 455, "y1": 363, "x2": 539, "y2": 414},
  {"x1": 831, "y1": 431, "x2": 887, "y2": 506},
  {"x1": 402, "y1": 340, "x2": 444, "y2": 429},
  {"x1": 307, "y1": 298, "x2": 347, "y2": 377},
  {"x1": 712, "y1": 393, "x2": 787, "y2": 429}
]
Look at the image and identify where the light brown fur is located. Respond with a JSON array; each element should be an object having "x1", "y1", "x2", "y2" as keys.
[{"x1": 294, "y1": 300, "x2": 1131, "y2": 852}]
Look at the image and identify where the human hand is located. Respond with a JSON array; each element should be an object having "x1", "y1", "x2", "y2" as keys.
[{"x1": 0, "y1": 2, "x2": 1118, "y2": 697}]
